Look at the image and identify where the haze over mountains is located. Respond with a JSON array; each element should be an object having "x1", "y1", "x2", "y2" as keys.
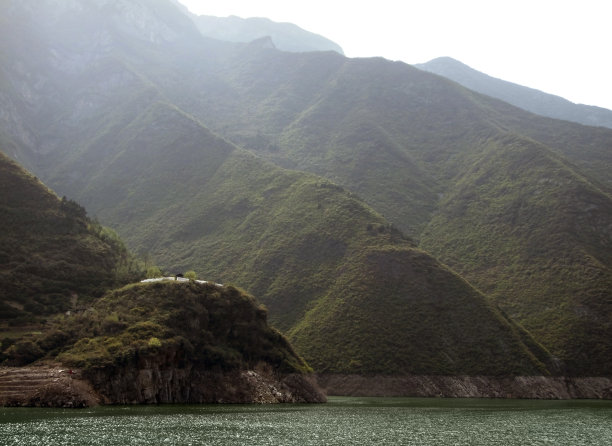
[
  {"x1": 191, "y1": 15, "x2": 343, "y2": 54},
  {"x1": 170, "y1": 0, "x2": 344, "y2": 54},
  {"x1": 417, "y1": 57, "x2": 612, "y2": 129},
  {"x1": 1, "y1": 0, "x2": 611, "y2": 378}
]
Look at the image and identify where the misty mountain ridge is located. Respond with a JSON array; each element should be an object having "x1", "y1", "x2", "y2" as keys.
[
  {"x1": 417, "y1": 57, "x2": 612, "y2": 129},
  {"x1": 169, "y1": 0, "x2": 343, "y2": 54},
  {"x1": 1, "y1": 0, "x2": 611, "y2": 379},
  {"x1": 191, "y1": 15, "x2": 344, "y2": 54}
]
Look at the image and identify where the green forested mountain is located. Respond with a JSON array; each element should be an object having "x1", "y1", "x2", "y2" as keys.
[
  {"x1": 419, "y1": 136, "x2": 612, "y2": 374},
  {"x1": 8, "y1": 99, "x2": 548, "y2": 375},
  {"x1": 417, "y1": 57, "x2": 612, "y2": 129},
  {"x1": 289, "y1": 246, "x2": 551, "y2": 375},
  {"x1": 1, "y1": 0, "x2": 611, "y2": 377},
  {"x1": 0, "y1": 151, "x2": 138, "y2": 325}
]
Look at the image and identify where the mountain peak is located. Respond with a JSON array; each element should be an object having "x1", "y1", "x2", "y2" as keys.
[
  {"x1": 188, "y1": 13, "x2": 344, "y2": 54},
  {"x1": 423, "y1": 56, "x2": 465, "y2": 66},
  {"x1": 249, "y1": 35, "x2": 276, "y2": 50}
]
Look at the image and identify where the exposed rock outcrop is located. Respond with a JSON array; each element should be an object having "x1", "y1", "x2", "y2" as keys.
[
  {"x1": 0, "y1": 363, "x2": 325, "y2": 407},
  {"x1": 5, "y1": 366, "x2": 611, "y2": 406},
  {"x1": 318, "y1": 374, "x2": 612, "y2": 399},
  {"x1": 85, "y1": 358, "x2": 325, "y2": 404},
  {"x1": 0, "y1": 281, "x2": 326, "y2": 407}
]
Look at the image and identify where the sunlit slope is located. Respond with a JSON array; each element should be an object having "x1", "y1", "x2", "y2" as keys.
[
  {"x1": 289, "y1": 247, "x2": 551, "y2": 375},
  {"x1": 163, "y1": 48, "x2": 612, "y2": 230},
  {"x1": 46, "y1": 103, "x2": 552, "y2": 376},
  {"x1": 58, "y1": 100, "x2": 411, "y2": 332},
  {"x1": 420, "y1": 135, "x2": 612, "y2": 374},
  {"x1": 176, "y1": 49, "x2": 612, "y2": 375}
]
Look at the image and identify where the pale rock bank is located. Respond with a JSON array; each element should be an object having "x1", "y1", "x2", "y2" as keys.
[{"x1": 318, "y1": 374, "x2": 612, "y2": 399}]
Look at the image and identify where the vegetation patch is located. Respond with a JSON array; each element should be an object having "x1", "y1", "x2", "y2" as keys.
[
  {"x1": 0, "y1": 152, "x2": 141, "y2": 328},
  {"x1": 4, "y1": 282, "x2": 311, "y2": 375}
]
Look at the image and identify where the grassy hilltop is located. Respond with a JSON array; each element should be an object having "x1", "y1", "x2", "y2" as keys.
[{"x1": 13, "y1": 281, "x2": 311, "y2": 375}]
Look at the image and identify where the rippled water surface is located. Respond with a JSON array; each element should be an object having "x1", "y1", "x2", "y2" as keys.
[{"x1": 2, "y1": 397, "x2": 612, "y2": 445}]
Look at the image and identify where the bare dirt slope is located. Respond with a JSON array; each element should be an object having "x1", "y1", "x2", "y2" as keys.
[{"x1": 0, "y1": 365, "x2": 99, "y2": 407}]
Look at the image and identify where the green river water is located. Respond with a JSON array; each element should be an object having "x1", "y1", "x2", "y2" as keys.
[{"x1": 1, "y1": 397, "x2": 611, "y2": 445}]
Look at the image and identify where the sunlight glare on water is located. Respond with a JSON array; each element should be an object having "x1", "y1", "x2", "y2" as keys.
[{"x1": 1, "y1": 397, "x2": 612, "y2": 445}]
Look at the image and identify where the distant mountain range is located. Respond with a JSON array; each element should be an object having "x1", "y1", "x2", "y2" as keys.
[
  {"x1": 170, "y1": 0, "x2": 343, "y2": 54},
  {"x1": 192, "y1": 15, "x2": 343, "y2": 54},
  {"x1": 417, "y1": 57, "x2": 612, "y2": 129},
  {"x1": 1, "y1": 0, "x2": 611, "y2": 378}
]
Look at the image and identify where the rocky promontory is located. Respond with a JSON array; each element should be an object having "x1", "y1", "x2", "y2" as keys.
[
  {"x1": 86, "y1": 361, "x2": 324, "y2": 404},
  {"x1": 1, "y1": 281, "x2": 326, "y2": 406},
  {"x1": 0, "y1": 363, "x2": 324, "y2": 407}
]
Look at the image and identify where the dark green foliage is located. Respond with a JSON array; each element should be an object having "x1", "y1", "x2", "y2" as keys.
[
  {"x1": 3, "y1": 340, "x2": 44, "y2": 366},
  {"x1": 0, "y1": 152, "x2": 141, "y2": 326},
  {"x1": 145, "y1": 266, "x2": 163, "y2": 278},
  {"x1": 420, "y1": 136, "x2": 612, "y2": 375},
  {"x1": 289, "y1": 247, "x2": 551, "y2": 376},
  {"x1": 27, "y1": 282, "x2": 312, "y2": 374}
]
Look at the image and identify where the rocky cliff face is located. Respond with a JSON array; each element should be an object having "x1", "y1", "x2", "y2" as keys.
[
  {"x1": 84, "y1": 351, "x2": 325, "y2": 404},
  {"x1": 1, "y1": 281, "x2": 327, "y2": 406},
  {"x1": 7, "y1": 365, "x2": 610, "y2": 407},
  {"x1": 0, "y1": 362, "x2": 325, "y2": 407}
]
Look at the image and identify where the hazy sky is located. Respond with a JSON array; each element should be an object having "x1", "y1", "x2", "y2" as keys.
[{"x1": 178, "y1": 0, "x2": 612, "y2": 110}]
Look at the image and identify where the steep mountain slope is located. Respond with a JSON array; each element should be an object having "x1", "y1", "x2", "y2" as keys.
[
  {"x1": 420, "y1": 135, "x2": 612, "y2": 375},
  {"x1": 417, "y1": 57, "x2": 612, "y2": 129},
  {"x1": 0, "y1": 0, "x2": 212, "y2": 175},
  {"x1": 138, "y1": 48, "x2": 612, "y2": 374},
  {"x1": 27, "y1": 98, "x2": 550, "y2": 376},
  {"x1": 163, "y1": 47, "x2": 612, "y2": 375},
  {"x1": 173, "y1": 47, "x2": 612, "y2": 228},
  {"x1": 289, "y1": 247, "x2": 551, "y2": 375},
  {"x1": 0, "y1": 151, "x2": 137, "y2": 325},
  {"x1": 1, "y1": 0, "x2": 611, "y2": 377},
  {"x1": 2, "y1": 99, "x2": 554, "y2": 377}
]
